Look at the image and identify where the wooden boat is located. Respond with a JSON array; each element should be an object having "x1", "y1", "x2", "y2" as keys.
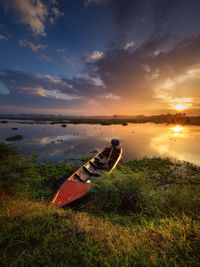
[{"x1": 50, "y1": 139, "x2": 122, "y2": 208}]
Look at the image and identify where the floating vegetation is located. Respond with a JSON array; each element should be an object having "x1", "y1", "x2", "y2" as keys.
[
  {"x1": 6, "y1": 135, "x2": 23, "y2": 141},
  {"x1": 55, "y1": 139, "x2": 64, "y2": 142},
  {"x1": 61, "y1": 124, "x2": 67, "y2": 127},
  {"x1": 100, "y1": 121, "x2": 112, "y2": 125},
  {"x1": 122, "y1": 122, "x2": 128, "y2": 126},
  {"x1": 11, "y1": 127, "x2": 18, "y2": 130},
  {"x1": 90, "y1": 149, "x2": 98, "y2": 154}
]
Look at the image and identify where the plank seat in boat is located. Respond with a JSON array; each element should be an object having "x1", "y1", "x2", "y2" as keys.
[
  {"x1": 78, "y1": 169, "x2": 89, "y2": 182},
  {"x1": 89, "y1": 160, "x2": 99, "y2": 169},
  {"x1": 94, "y1": 158, "x2": 108, "y2": 168},
  {"x1": 83, "y1": 166, "x2": 93, "y2": 176},
  {"x1": 92, "y1": 168, "x2": 104, "y2": 176},
  {"x1": 83, "y1": 164, "x2": 103, "y2": 177}
]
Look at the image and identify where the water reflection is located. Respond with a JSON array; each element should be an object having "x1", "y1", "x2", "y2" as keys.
[
  {"x1": 151, "y1": 124, "x2": 200, "y2": 164},
  {"x1": 170, "y1": 125, "x2": 189, "y2": 137},
  {"x1": 32, "y1": 134, "x2": 80, "y2": 145},
  {"x1": 1, "y1": 122, "x2": 200, "y2": 165},
  {"x1": 171, "y1": 125, "x2": 185, "y2": 133}
]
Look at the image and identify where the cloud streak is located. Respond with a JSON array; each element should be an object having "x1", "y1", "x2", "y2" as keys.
[
  {"x1": 19, "y1": 39, "x2": 46, "y2": 52},
  {"x1": 18, "y1": 39, "x2": 51, "y2": 61},
  {"x1": 56, "y1": 49, "x2": 75, "y2": 66},
  {"x1": 0, "y1": 34, "x2": 8, "y2": 40},
  {"x1": 62, "y1": 55, "x2": 74, "y2": 66}
]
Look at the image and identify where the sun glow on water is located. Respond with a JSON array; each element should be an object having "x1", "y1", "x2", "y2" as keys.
[
  {"x1": 171, "y1": 125, "x2": 184, "y2": 132},
  {"x1": 170, "y1": 125, "x2": 188, "y2": 138}
]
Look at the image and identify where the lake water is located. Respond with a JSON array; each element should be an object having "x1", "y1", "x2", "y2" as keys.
[{"x1": 1, "y1": 121, "x2": 200, "y2": 165}]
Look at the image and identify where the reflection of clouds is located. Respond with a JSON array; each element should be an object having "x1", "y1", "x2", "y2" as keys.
[
  {"x1": 26, "y1": 134, "x2": 83, "y2": 145},
  {"x1": 1, "y1": 123, "x2": 200, "y2": 165},
  {"x1": 40, "y1": 137, "x2": 49, "y2": 145},
  {"x1": 47, "y1": 149, "x2": 64, "y2": 157}
]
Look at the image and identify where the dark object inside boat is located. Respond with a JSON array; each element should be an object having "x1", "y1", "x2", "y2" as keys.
[{"x1": 111, "y1": 138, "x2": 120, "y2": 147}]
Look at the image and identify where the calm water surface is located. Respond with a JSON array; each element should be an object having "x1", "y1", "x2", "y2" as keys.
[{"x1": 1, "y1": 121, "x2": 200, "y2": 165}]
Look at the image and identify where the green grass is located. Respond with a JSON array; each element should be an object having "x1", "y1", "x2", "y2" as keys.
[
  {"x1": 0, "y1": 143, "x2": 200, "y2": 266},
  {"x1": 90, "y1": 149, "x2": 98, "y2": 154}
]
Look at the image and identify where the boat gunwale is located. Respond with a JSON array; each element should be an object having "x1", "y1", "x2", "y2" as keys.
[{"x1": 50, "y1": 146, "x2": 122, "y2": 206}]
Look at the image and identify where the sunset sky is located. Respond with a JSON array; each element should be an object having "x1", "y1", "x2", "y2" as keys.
[{"x1": 0, "y1": 0, "x2": 200, "y2": 116}]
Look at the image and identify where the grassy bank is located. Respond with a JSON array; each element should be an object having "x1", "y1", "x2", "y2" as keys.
[{"x1": 0, "y1": 143, "x2": 200, "y2": 266}]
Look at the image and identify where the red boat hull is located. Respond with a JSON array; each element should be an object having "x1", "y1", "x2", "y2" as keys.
[{"x1": 51, "y1": 180, "x2": 90, "y2": 208}]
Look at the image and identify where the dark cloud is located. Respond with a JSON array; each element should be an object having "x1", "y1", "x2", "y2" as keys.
[
  {"x1": 157, "y1": 35, "x2": 200, "y2": 78},
  {"x1": 1, "y1": 1, "x2": 200, "y2": 115},
  {"x1": 108, "y1": 0, "x2": 141, "y2": 38},
  {"x1": 85, "y1": 33, "x2": 200, "y2": 108},
  {"x1": 87, "y1": 31, "x2": 171, "y2": 98},
  {"x1": 0, "y1": 70, "x2": 98, "y2": 113},
  {"x1": 85, "y1": 0, "x2": 107, "y2": 6},
  {"x1": 0, "y1": 69, "x2": 105, "y2": 103},
  {"x1": 0, "y1": 70, "x2": 69, "y2": 94},
  {"x1": 152, "y1": 0, "x2": 176, "y2": 25},
  {"x1": 95, "y1": 0, "x2": 200, "y2": 45},
  {"x1": 1, "y1": 34, "x2": 200, "y2": 114}
]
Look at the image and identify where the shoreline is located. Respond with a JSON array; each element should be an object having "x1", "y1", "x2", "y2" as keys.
[{"x1": 1, "y1": 115, "x2": 200, "y2": 126}]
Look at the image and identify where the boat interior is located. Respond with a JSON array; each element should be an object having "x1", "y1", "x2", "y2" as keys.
[{"x1": 69, "y1": 146, "x2": 121, "y2": 183}]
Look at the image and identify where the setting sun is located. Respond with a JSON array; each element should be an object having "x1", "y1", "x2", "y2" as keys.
[{"x1": 172, "y1": 103, "x2": 190, "y2": 111}]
